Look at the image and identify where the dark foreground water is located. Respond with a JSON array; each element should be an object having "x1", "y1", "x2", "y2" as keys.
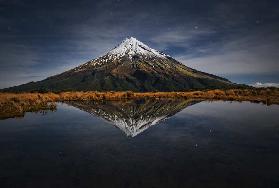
[{"x1": 0, "y1": 99, "x2": 278, "y2": 188}]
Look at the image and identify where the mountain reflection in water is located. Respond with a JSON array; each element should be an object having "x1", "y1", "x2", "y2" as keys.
[{"x1": 66, "y1": 98, "x2": 200, "y2": 137}]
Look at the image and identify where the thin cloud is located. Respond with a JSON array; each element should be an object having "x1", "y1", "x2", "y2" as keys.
[
  {"x1": 175, "y1": 26, "x2": 279, "y2": 76},
  {"x1": 251, "y1": 82, "x2": 279, "y2": 88}
]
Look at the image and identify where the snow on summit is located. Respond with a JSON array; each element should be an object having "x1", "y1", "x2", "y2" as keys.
[
  {"x1": 75, "y1": 37, "x2": 169, "y2": 71},
  {"x1": 107, "y1": 37, "x2": 168, "y2": 59}
]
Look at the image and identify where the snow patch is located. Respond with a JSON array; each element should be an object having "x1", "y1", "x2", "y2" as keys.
[
  {"x1": 107, "y1": 37, "x2": 168, "y2": 60},
  {"x1": 73, "y1": 37, "x2": 171, "y2": 71}
]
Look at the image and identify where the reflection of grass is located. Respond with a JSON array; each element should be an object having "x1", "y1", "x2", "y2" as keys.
[
  {"x1": 0, "y1": 93, "x2": 57, "y2": 119},
  {"x1": 0, "y1": 88, "x2": 278, "y2": 119}
]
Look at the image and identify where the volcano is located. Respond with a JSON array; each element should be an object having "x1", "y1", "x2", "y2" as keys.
[{"x1": 4, "y1": 37, "x2": 235, "y2": 92}]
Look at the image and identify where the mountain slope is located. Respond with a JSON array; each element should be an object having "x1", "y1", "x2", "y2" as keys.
[{"x1": 4, "y1": 37, "x2": 236, "y2": 92}]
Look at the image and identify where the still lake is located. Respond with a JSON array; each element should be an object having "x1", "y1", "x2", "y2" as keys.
[{"x1": 0, "y1": 99, "x2": 278, "y2": 188}]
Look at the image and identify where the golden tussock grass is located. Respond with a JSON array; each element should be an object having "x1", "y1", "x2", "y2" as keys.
[{"x1": 0, "y1": 88, "x2": 278, "y2": 119}]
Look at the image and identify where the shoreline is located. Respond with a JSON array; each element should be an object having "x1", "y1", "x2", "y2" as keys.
[{"x1": 1, "y1": 88, "x2": 278, "y2": 119}]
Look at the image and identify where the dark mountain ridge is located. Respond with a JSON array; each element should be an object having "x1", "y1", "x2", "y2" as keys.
[{"x1": 3, "y1": 37, "x2": 236, "y2": 92}]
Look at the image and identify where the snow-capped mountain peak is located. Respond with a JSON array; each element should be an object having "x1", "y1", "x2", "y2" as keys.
[
  {"x1": 107, "y1": 37, "x2": 168, "y2": 59},
  {"x1": 73, "y1": 37, "x2": 170, "y2": 72}
]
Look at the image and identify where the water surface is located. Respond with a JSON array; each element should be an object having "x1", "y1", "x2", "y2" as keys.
[{"x1": 0, "y1": 99, "x2": 278, "y2": 188}]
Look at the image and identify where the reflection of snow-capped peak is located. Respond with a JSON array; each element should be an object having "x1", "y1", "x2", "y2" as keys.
[
  {"x1": 110, "y1": 115, "x2": 167, "y2": 137},
  {"x1": 65, "y1": 99, "x2": 199, "y2": 137},
  {"x1": 85, "y1": 107, "x2": 168, "y2": 137}
]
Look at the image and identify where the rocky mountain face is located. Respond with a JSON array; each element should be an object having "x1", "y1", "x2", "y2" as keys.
[
  {"x1": 66, "y1": 98, "x2": 200, "y2": 137},
  {"x1": 4, "y1": 37, "x2": 236, "y2": 92}
]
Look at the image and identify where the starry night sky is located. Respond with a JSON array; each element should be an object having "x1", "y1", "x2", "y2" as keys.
[{"x1": 0, "y1": 0, "x2": 279, "y2": 88}]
